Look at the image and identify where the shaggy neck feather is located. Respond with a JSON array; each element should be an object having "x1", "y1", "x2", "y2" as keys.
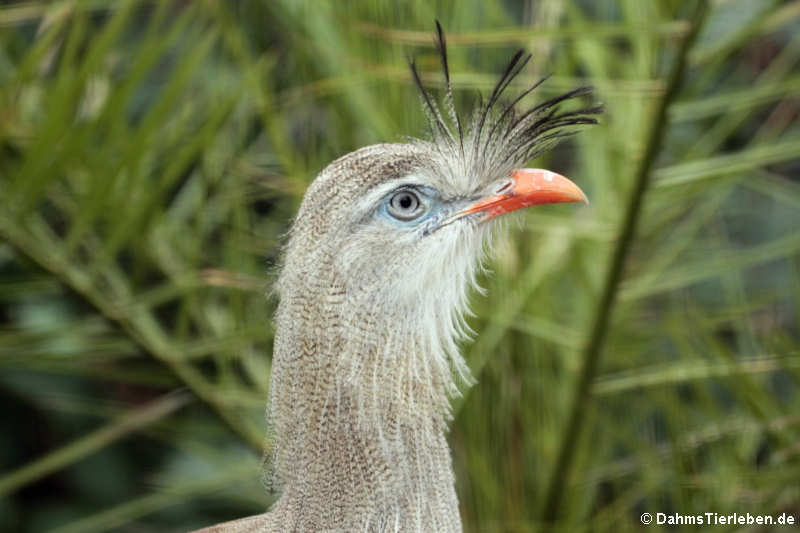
[{"x1": 265, "y1": 272, "x2": 475, "y2": 532}]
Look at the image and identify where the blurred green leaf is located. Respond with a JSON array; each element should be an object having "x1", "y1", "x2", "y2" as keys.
[{"x1": 1, "y1": 0, "x2": 798, "y2": 531}]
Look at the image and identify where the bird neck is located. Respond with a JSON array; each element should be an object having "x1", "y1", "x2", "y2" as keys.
[{"x1": 266, "y1": 280, "x2": 468, "y2": 532}]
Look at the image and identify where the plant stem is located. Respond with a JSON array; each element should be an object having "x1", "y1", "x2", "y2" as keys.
[
  {"x1": 0, "y1": 392, "x2": 191, "y2": 497},
  {"x1": 540, "y1": 0, "x2": 711, "y2": 525},
  {"x1": 0, "y1": 213, "x2": 266, "y2": 455}
]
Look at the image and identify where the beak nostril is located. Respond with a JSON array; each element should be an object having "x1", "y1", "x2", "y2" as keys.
[{"x1": 494, "y1": 180, "x2": 513, "y2": 194}]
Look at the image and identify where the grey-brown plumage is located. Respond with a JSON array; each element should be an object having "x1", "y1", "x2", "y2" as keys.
[{"x1": 195, "y1": 23, "x2": 599, "y2": 533}]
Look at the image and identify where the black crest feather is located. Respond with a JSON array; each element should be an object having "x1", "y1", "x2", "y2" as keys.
[{"x1": 410, "y1": 22, "x2": 602, "y2": 182}]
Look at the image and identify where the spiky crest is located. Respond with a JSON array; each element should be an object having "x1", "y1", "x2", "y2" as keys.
[{"x1": 410, "y1": 21, "x2": 602, "y2": 186}]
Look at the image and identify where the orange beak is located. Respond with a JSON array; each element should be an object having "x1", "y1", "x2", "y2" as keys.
[{"x1": 459, "y1": 169, "x2": 588, "y2": 221}]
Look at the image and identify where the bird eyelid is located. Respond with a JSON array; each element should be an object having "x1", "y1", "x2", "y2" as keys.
[{"x1": 386, "y1": 182, "x2": 438, "y2": 197}]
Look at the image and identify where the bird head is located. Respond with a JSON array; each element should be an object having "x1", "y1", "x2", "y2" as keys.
[{"x1": 273, "y1": 23, "x2": 600, "y2": 428}]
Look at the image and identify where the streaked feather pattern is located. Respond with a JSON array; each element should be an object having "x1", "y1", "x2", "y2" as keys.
[{"x1": 193, "y1": 23, "x2": 599, "y2": 533}]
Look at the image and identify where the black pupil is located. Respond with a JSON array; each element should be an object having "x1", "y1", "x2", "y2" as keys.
[{"x1": 399, "y1": 194, "x2": 413, "y2": 209}]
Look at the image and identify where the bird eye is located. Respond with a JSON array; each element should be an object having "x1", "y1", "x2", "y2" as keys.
[{"x1": 387, "y1": 190, "x2": 424, "y2": 221}]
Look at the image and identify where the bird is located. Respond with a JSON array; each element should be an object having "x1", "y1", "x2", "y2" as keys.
[{"x1": 195, "y1": 22, "x2": 599, "y2": 533}]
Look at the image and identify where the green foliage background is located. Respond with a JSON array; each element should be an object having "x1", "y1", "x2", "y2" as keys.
[{"x1": 1, "y1": 0, "x2": 799, "y2": 531}]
